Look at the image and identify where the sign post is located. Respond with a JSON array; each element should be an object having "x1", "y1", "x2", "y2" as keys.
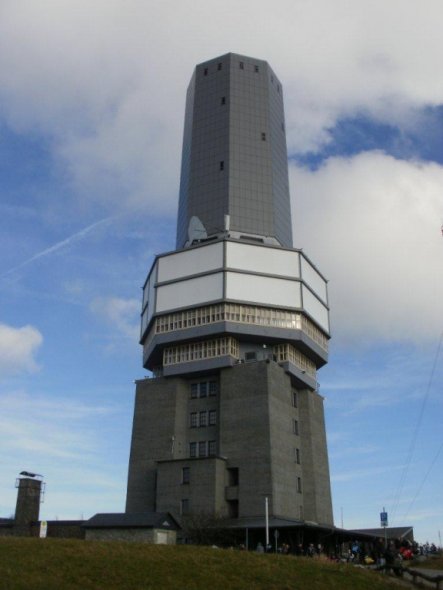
[{"x1": 380, "y1": 508, "x2": 388, "y2": 548}]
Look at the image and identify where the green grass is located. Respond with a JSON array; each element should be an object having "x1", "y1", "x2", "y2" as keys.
[{"x1": 0, "y1": 538, "x2": 409, "y2": 590}]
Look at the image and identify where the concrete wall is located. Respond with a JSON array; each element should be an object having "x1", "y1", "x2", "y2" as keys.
[
  {"x1": 126, "y1": 376, "x2": 188, "y2": 512},
  {"x1": 298, "y1": 389, "x2": 333, "y2": 525},
  {"x1": 85, "y1": 528, "x2": 176, "y2": 544}
]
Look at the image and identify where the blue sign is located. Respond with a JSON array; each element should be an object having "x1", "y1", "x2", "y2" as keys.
[{"x1": 380, "y1": 511, "x2": 388, "y2": 527}]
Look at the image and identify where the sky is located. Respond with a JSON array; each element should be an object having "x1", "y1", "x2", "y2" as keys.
[{"x1": 0, "y1": 0, "x2": 442, "y2": 544}]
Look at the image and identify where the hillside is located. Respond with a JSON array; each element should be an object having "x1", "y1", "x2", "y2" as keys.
[{"x1": 0, "y1": 538, "x2": 408, "y2": 590}]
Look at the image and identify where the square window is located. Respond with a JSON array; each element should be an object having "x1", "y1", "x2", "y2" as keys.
[
  {"x1": 190, "y1": 412, "x2": 198, "y2": 428},
  {"x1": 189, "y1": 442, "x2": 197, "y2": 458},
  {"x1": 208, "y1": 440, "x2": 216, "y2": 456},
  {"x1": 209, "y1": 410, "x2": 216, "y2": 426},
  {"x1": 198, "y1": 441, "x2": 207, "y2": 457},
  {"x1": 199, "y1": 411, "x2": 207, "y2": 427},
  {"x1": 199, "y1": 382, "x2": 208, "y2": 397},
  {"x1": 209, "y1": 381, "x2": 218, "y2": 396},
  {"x1": 182, "y1": 467, "x2": 190, "y2": 484}
]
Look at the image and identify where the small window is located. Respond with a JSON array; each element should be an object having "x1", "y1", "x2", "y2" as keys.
[
  {"x1": 295, "y1": 448, "x2": 301, "y2": 464},
  {"x1": 261, "y1": 132, "x2": 266, "y2": 141},
  {"x1": 204, "y1": 67, "x2": 208, "y2": 76},
  {"x1": 199, "y1": 411, "x2": 207, "y2": 427},
  {"x1": 219, "y1": 161, "x2": 224, "y2": 171},
  {"x1": 281, "y1": 122, "x2": 285, "y2": 132},
  {"x1": 209, "y1": 410, "x2": 216, "y2": 426},
  {"x1": 239, "y1": 61, "x2": 244, "y2": 69},
  {"x1": 190, "y1": 412, "x2": 198, "y2": 428},
  {"x1": 221, "y1": 96, "x2": 226, "y2": 105},
  {"x1": 292, "y1": 391, "x2": 297, "y2": 408},
  {"x1": 200, "y1": 382, "x2": 208, "y2": 397},
  {"x1": 198, "y1": 441, "x2": 207, "y2": 457},
  {"x1": 293, "y1": 419, "x2": 299, "y2": 436},
  {"x1": 181, "y1": 498, "x2": 189, "y2": 515},
  {"x1": 254, "y1": 65, "x2": 259, "y2": 73},
  {"x1": 208, "y1": 440, "x2": 216, "y2": 456},
  {"x1": 277, "y1": 84, "x2": 280, "y2": 93},
  {"x1": 182, "y1": 467, "x2": 190, "y2": 484},
  {"x1": 228, "y1": 467, "x2": 239, "y2": 486},
  {"x1": 297, "y1": 477, "x2": 302, "y2": 493},
  {"x1": 191, "y1": 384, "x2": 198, "y2": 399},
  {"x1": 189, "y1": 442, "x2": 197, "y2": 458},
  {"x1": 245, "y1": 351, "x2": 257, "y2": 362},
  {"x1": 209, "y1": 381, "x2": 218, "y2": 396},
  {"x1": 217, "y1": 62, "x2": 222, "y2": 71}
]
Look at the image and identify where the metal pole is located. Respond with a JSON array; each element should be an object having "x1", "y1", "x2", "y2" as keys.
[{"x1": 265, "y1": 496, "x2": 269, "y2": 549}]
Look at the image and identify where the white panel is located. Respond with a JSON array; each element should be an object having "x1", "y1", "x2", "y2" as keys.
[
  {"x1": 300, "y1": 257, "x2": 327, "y2": 303},
  {"x1": 156, "y1": 273, "x2": 224, "y2": 312},
  {"x1": 226, "y1": 272, "x2": 301, "y2": 308},
  {"x1": 157, "y1": 242, "x2": 223, "y2": 282},
  {"x1": 226, "y1": 242, "x2": 300, "y2": 278},
  {"x1": 302, "y1": 286, "x2": 330, "y2": 332},
  {"x1": 142, "y1": 260, "x2": 158, "y2": 309}
]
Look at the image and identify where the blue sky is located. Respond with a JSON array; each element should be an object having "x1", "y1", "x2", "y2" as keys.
[{"x1": 1, "y1": 0, "x2": 442, "y2": 544}]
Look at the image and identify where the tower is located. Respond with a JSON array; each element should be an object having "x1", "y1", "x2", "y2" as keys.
[{"x1": 126, "y1": 53, "x2": 333, "y2": 528}]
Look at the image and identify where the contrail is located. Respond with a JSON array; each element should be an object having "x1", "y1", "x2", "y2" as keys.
[{"x1": 1, "y1": 215, "x2": 116, "y2": 279}]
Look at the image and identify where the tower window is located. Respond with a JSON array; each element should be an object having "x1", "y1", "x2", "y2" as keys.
[
  {"x1": 209, "y1": 410, "x2": 217, "y2": 426},
  {"x1": 261, "y1": 132, "x2": 266, "y2": 141},
  {"x1": 217, "y1": 62, "x2": 222, "y2": 71},
  {"x1": 198, "y1": 441, "x2": 207, "y2": 457},
  {"x1": 209, "y1": 381, "x2": 218, "y2": 396},
  {"x1": 182, "y1": 467, "x2": 190, "y2": 484},
  {"x1": 199, "y1": 382, "x2": 208, "y2": 397},
  {"x1": 191, "y1": 383, "x2": 198, "y2": 399},
  {"x1": 199, "y1": 411, "x2": 208, "y2": 427},
  {"x1": 297, "y1": 477, "x2": 302, "y2": 493},
  {"x1": 254, "y1": 65, "x2": 259, "y2": 73},
  {"x1": 181, "y1": 499, "x2": 189, "y2": 514},
  {"x1": 189, "y1": 442, "x2": 197, "y2": 458},
  {"x1": 219, "y1": 161, "x2": 224, "y2": 171},
  {"x1": 190, "y1": 412, "x2": 198, "y2": 428},
  {"x1": 221, "y1": 96, "x2": 226, "y2": 105},
  {"x1": 204, "y1": 67, "x2": 208, "y2": 76},
  {"x1": 239, "y1": 61, "x2": 244, "y2": 69},
  {"x1": 293, "y1": 419, "x2": 299, "y2": 435},
  {"x1": 208, "y1": 440, "x2": 217, "y2": 456},
  {"x1": 292, "y1": 390, "x2": 297, "y2": 407},
  {"x1": 295, "y1": 448, "x2": 301, "y2": 464}
]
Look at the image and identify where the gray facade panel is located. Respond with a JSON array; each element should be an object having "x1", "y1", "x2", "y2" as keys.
[{"x1": 176, "y1": 53, "x2": 293, "y2": 249}]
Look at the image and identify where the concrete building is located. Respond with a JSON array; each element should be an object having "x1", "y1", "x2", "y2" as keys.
[{"x1": 126, "y1": 53, "x2": 334, "y2": 530}]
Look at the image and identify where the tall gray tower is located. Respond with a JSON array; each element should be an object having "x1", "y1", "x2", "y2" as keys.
[{"x1": 126, "y1": 53, "x2": 333, "y2": 529}]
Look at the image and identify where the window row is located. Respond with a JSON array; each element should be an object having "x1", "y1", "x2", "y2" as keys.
[
  {"x1": 154, "y1": 304, "x2": 328, "y2": 351},
  {"x1": 190, "y1": 410, "x2": 217, "y2": 428},
  {"x1": 203, "y1": 61, "x2": 260, "y2": 75},
  {"x1": 163, "y1": 337, "x2": 240, "y2": 366},
  {"x1": 190, "y1": 440, "x2": 217, "y2": 458},
  {"x1": 274, "y1": 344, "x2": 316, "y2": 377},
  {"x1": 190, "y1": 381, "x2": 218, "y2": 398}
]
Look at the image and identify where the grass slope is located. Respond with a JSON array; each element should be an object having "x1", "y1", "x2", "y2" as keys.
[{"x1": 0, "y1": 539, "x2": 407, "y2": 590}]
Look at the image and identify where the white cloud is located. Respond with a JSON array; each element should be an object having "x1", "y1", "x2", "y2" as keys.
[
  {"x1": 0, "y1": 323, "x2": 43, "y2": 377},
  {"x1": 1, "y1": 1, "x2": 443, "y2": 211},
  {"x1": 90, "y1": 296, "x2": 139, "y2": 340},
  {"x1": 291, "y1": 152, "x2": 443, "y2": 344}
]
